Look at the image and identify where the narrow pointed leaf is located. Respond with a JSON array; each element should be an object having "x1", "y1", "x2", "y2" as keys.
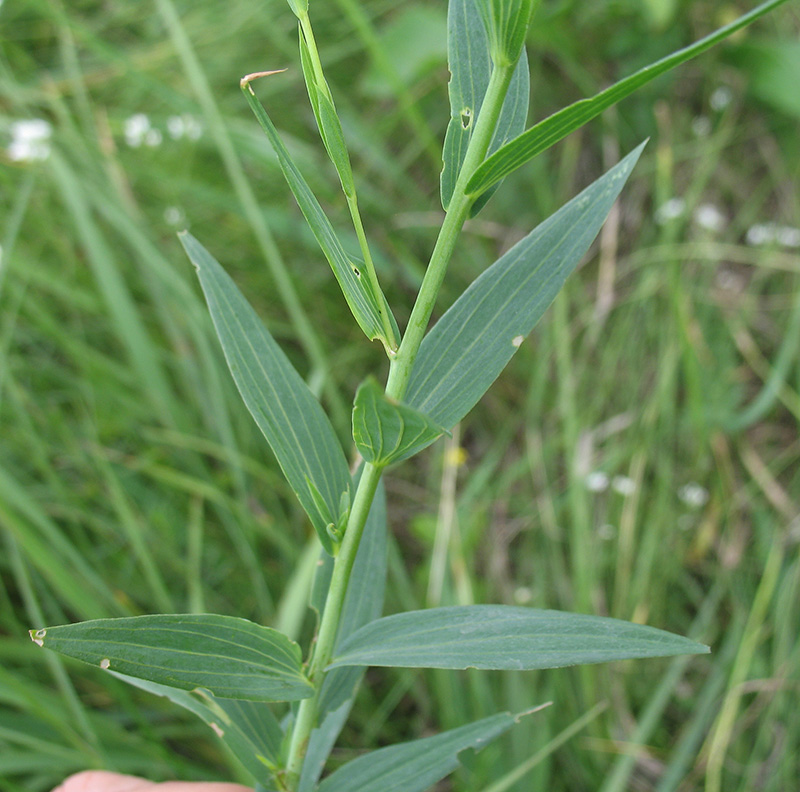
[
  {"x1": 316, "y1": 89, "x2": 356, "y2": 198},
  {"x1": 31, "y1": 614, "x2": 314, "y2": 701},
  {"x1": 408, "y1": 142, "x2": 645, "y2": 429},
  {"x1": 241, "y1": 79, "x2": 396, "y2": 351},
  {"x1": 317, "y1": 712, "x2": 521, "y2": 792},
  {"x1": 298, "y1": 472, "x2": 388, "y2": 792},
  {"x1": 181, "y1": 231, "x2": 349, "y2": 555},
  {"x1": 466, "y1": 0, "x2": 789, "y2": 197},
  {"x1": 441, "y1": 0, "x2": 529, "y2": 212},
  {"x1": 353, "y1": 377, "x2": 447, "y2": 467},
  {"x1": 110, "y1": 674, "x2": 284, "y2": 786},
  {"x1": 329, "y1": 605, "x2": 709, "y2": 671},
  {"x1": 299, "y1": 29, "x2": 324, "y2": 137}
]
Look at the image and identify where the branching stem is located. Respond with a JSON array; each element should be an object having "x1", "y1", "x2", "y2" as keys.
[{"x1": 284, "y1": 59, "x2": 517, "y2": 792}]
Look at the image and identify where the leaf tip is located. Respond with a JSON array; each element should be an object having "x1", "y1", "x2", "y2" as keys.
[
  {"x1": 29, "y1": 628, "x2": 46, "y2": 647},
  {"x1": 514, "y1": 701, "x2": 553, "y2": 723},
  {"x1": 241, "y1": 69, "x2": 288, "y2": 91}
]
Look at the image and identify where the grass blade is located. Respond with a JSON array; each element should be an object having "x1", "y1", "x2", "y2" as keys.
[
  {"x1": 466, "y1": 0, "x2": 790, "y2": 196},
  {"x1": 31, "y1": 614, "x2": 314, "y2": 702},
  {"x1": 441, "y1": 0, "x2": 530, "y2": 213},
  {"x1": 329, "y1": 606, "x2": 709, "y2": 670},
  {"x1": 181, "y1": 232, "x2": 350, "y2": 555},
  {"x1": 408, "y1": 142, "x2": 645, "y2": 429}
]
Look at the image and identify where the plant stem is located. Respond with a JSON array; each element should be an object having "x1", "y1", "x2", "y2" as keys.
[
  {"x1": 385, "y1": 62, "x2": 516, "y2": 401},
  {"x1": 285, "y1": 461, "x2": 383, "y2": 787},
  {"x1": 284, "y1": 59, "x2": 517, "y2": 792}
]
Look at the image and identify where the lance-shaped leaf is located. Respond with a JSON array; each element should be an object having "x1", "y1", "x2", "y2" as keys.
[
  {"x1": 329, "y1": 606, "x2": 709, "y2": 671},
  {"x1": 353, "y1": 377, "x2": 447, "y2": 467},
  {"x1": 408, "y1": 142, "x2": 645, "y2": 430},
  {"x1": 181, "y1": 232, "x2": 350, "y2": 555},
  {"x1": 241, "y1": 78, "x2": 397, "y2": 353},
  {"x1": 466, "y1": 0, "x2": 788, "y2": 197},
  {"x1": 317, "y1": 711, "x2": 529, "y2": 792},
  {"x1": 111, "y1": 674, "x2": 284, "y2": 787},
  {"x1": 441, "y1": 0, "x2": 529, "y2": 213},
  {"x1": 30, "y1": 614, "x2": 314, "y2": 702},
  {"x1": 477, "y1": 0, "x2": 538, "y2": 66},
  {"x1": 298, "y1": 471, "x2": 388, "y2": 792}
]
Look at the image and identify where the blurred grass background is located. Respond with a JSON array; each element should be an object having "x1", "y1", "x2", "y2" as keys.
[{"x1": 1, "y1": 0, "x2": 799, "y2": 790}]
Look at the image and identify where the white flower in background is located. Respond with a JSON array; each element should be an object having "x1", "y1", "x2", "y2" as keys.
[
  {"x1": 7, "y1": 119, "x2": 52, "y2": 162},
  {"x1": 655, "y1": 197, "x2": 686, "y2": 225},
  {"x1": 746, "y1": 222, "x2": 800, "y2": 249},
  {"x1": 694, "y1": 203, "x2": 726, "y2": 233},
  {"x1": 163, "y1": 206, "x2": 185, "y2": 226},
  {"x1": 124, "y1": 113, "x2": 152, "y2": 147},
  {"x1": 777, "y1": 226, "x2": 800, "y2": 248},
  {"x1": 691, "y1": 116, "x2": 711, "y2": 137},
  {"x1": 710, "y1": 86, "x2": 733, "y2": 111},
  {"x1": 585, "y1": 471, "x2": 610, "y2": 493},
  {"x1": 513, "y1": 586, "x2": 532, "y2": 605},
  {"x1": 167, "y1": 114, "x2": 202, "y2": 141},
  {"x1": 612, "y1": 475, "x2": 636, "y2": 496},
  {"x1": 678, "y1": 482, "x2": 709, "y2": 508}
]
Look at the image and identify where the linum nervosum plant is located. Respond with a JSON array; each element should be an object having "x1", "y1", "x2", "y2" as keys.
[{"x1": 30, "y1": 1, "x2": 789, "y2": 791}]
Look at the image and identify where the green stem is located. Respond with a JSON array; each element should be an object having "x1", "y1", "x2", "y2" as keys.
[
  {"x1": 285, "y1": 462, "x2": 383, "y2": 787},
  {"x1": 284, "y1": 59, "x2": 517, "y2": 792},
  {"x1": 385, "y1": 62, "x2": 516, "y2": 401}
]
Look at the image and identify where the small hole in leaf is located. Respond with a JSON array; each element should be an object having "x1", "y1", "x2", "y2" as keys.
[
  {"x1": 352, "y1": 266, "x2": 361, "y2": 278},
  {"x1": 460, "y1": 108, "x2": 472, "y2": 129}
]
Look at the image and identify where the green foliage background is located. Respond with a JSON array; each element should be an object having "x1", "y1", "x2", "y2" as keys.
[{"x1": 1, "y1": 1, "x2": 799, "y2": 790}]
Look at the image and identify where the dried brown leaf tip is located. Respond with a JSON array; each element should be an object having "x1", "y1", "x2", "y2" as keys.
[{"x1": 240, "y1": 69, "x2": 288, "y2": 90}]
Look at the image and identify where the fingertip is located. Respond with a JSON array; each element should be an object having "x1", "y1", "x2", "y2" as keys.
[{"x1": 56, "y1": 771, "x2": 154, "y2": 792}]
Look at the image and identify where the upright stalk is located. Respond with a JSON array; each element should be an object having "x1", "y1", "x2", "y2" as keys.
[
  {"x1": 284, "y1": 60, "x2": 517, "y2": 790},
  {"x1": 385, "y1": 62, "x2": 516, "y2": 401},
  {"x1": 285, "y1": 461, "x2": 383, "y2": 787}
]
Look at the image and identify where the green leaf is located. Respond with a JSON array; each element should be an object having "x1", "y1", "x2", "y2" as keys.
[
  {"x1": 297, "y1": 30, "x2": 356, "y2": 198},
  {"x1": 240, "y1": 78, "x2": 397, "y2": 353},
  {"x1": 466, "y1": 0, "x2": 789, "y2": 197},
  {"x1": 316, "y1": 712, "x2": 523, "y2": 792},
  {"x1": 285, "y1": 0, "x2": 307, "y2": 17},
  {"x1": 299, "y1": 28, "x2": 324, "y2": 138},
  {"x1": 181, "y1": 232, "x2": 350, "y2": 555},
  {"x1": 31, "y1": 614, "x2": 314, "y2": 702},
  {"x1": 111, "y1": 673, "x2": 284, "y2": 786},
  {"x1": 441, "y1": 0, "x2": 530, "y2": 212},
  {"x1": 298, "y1": 471, "x2": 388, "y2": 792},
  {"x1": 329, "y1": 605, "x2": 709, "y2": 671},
  {"x1": 476, "y1": 0, "x2": 538, "y2": 66},
  {"x1": 353, "y1": 377, "x2": 447, "y2": 467},
  {"x1": 315, "y1": 87, "x2": 356, "y2": 199},
  {"x1": 408, "y1": 142, "x2": 645, "y2": 429}
]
